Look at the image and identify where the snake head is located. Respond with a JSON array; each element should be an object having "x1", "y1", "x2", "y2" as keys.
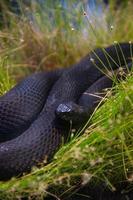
[
  {"x1": 56, "y1": 102, "x2": 76, "y2": 121},
  {"x1": 56, "y1": 101, "x2": 89, "y2": 124}
]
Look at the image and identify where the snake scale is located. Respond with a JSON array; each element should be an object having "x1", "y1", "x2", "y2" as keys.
[{"x1": 0, "y1": 42, "x2": 132, "y2": 180}]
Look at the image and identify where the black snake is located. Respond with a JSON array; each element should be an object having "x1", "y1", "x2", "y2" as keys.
[{"x1": 0, "y1": 42, "x2": 132, "y2": 180}]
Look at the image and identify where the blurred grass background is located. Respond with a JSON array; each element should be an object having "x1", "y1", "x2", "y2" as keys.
[{"x1": 0, "y1": 0, "x2": 133, "y2": 199}]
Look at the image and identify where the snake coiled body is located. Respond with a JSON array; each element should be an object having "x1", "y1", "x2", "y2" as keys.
[{"x1": 0, "y1": 43, "x2": 132, "y2": 180}]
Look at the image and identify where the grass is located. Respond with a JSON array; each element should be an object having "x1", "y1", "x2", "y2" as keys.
[
  {"x1": 0, "y1": 0, "x2": 132, "y2": 76},
  {"x1": 0, "y1": 56, "x2": 14, "y2": 94},
  {"x1": 0, "y1": 0, "x2": 133, "y2": 199}
]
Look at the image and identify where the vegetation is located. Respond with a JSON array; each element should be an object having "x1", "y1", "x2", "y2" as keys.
[{"x1": 0, "y1": 0, "x2": 133, "y2": 199}]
